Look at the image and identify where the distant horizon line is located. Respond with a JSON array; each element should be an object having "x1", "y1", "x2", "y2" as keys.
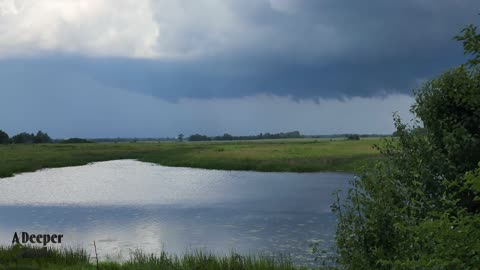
[{"x1": 56, "y1": 133, "x2": 392, "y2": 140}]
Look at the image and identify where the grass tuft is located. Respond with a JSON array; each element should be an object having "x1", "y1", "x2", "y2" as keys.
[{"x1": 0, "y1": 245, "x2": 319, "y2": 270}]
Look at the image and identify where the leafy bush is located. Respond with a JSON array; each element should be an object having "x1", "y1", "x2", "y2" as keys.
[{"x1": 331, "y1": 23, "x2": 480, "y2": 269}]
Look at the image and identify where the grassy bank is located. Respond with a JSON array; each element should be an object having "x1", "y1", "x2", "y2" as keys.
[
  {"x1": 0, "y1": 245, "x2": 314, "y2": 270},
  {"x1": 0, "y1": 138, "x2": 381, "y2": 177}
]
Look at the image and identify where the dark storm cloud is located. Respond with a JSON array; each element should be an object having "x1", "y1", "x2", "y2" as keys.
[
  {"x1": 0, "y1": 49, "x2": 467, "y2": 101},
  {"x1": 1, "y1": 0, "x2": 478, "y2": 100},
  {"x1": 1, "y1": 0, "x2": 476, "y2": 137}
]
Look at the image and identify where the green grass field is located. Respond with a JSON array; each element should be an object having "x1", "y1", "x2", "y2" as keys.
[{"x1": 0, "y1": 138, "x2": 383, "y2": 178}]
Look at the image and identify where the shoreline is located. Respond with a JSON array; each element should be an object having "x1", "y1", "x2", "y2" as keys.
[
  {"x1": 0, "y1": 139, "x2": 381, "y2": 178},
  {"x1": 1, "y1": 158, "x2": 358, "y2": 180}
]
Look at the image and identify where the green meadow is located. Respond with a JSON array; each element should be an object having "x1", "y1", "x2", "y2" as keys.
[{"x1": 0, "y1": 138, "x2": 381, "y2": 178}]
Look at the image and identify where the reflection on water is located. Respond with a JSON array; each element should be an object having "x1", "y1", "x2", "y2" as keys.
[{"x1": 0, "y1": 160, "x2": 350, "y2": 265}]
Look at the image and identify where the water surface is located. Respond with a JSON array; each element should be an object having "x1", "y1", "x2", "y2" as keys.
[{"x1": 0, "y1": 160, "x2": 350, "y2": 264}]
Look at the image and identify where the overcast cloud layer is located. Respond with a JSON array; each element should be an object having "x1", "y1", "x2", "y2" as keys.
[{"x1": 0, "y1": 0, "x2": 478, "y2": 137}]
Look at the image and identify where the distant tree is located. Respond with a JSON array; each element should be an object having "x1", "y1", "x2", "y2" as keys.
[
  {"x1": 178, "y1": 134, "x2": 184, "y2": 142},
  {"x1": 61, "y1": 138, "x2": 92, "y2": 143},
  {"x1": 188, "y1": 134, "x2": 211, "y2": 141},
  {"x1": 12, "y1": 132, "x2": 34, "y2": 144},
  {"x1": 289, "y1": 131, "x2": 301, "y2": 138},
  {"x1": 33, "y1": 130, "x2": 52, "y2": 144},
  {"x1": 222, "y1": 133, "x2": 233, "y2": 140},
  {"x1": 346, "y1": 134, "x2": 360, "y2": 140},
  {"x1": 0, "y1": 129, "x2": 9, "y2": 144}
]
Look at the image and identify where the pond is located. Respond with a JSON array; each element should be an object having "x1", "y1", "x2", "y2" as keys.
[{"x1": 0, "y1": 160, "x2": 351, "y2": 265}]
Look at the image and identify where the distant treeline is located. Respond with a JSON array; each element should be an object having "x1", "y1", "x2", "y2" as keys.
[
  {"x1": 305, "y1": 133, "x2": 390, "y2": 139},
  {"x1": 0, "y1": 128, "x2": 391, "y2": 144},
  {"x1": 185, "y1": 131, "x2": 388, "y2": 142},
  {"x1": 58, "y1": 138, "x2": 93, "y2": 143},
  {"x1": 0, "y1": 130, "x2": 53, "y2": 144},
  {"x1": 0, "y1": 130, "x2": 95, "y2": 144},
  {"x1": 90, "y1": 137, "x2": 176, "y2": 143},
  {"x1": 188, "y1": 131, "x2": 303, "y2": 141}
]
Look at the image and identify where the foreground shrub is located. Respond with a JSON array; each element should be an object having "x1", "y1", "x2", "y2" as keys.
[{"x1": 331, "y1": 23, "x2": 480, "y2": 269}]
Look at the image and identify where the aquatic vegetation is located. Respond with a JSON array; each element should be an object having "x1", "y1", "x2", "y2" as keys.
[{"x1": 0, "y1": 245, "x2": 318, "y2": 270}]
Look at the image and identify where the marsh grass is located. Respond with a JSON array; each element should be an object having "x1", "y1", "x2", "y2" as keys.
[
  {"x1": 0, "y1": 138, "x2": 381, "y2": 177},
  {"x1": 0, "y1": 245, "x2": 315, "y2": 270},
  {"x1": 0, "y1": 245, "x2": 89, "y2": 269}
]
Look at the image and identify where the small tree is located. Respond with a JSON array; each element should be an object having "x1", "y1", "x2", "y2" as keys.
[{"x1": 178, "y1": 134, "x2": 184, "y2": 142}]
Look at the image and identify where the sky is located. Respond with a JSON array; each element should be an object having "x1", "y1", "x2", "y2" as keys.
[{"x1": 0, "y1": 0, "x2": 478, "y2": 138}]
